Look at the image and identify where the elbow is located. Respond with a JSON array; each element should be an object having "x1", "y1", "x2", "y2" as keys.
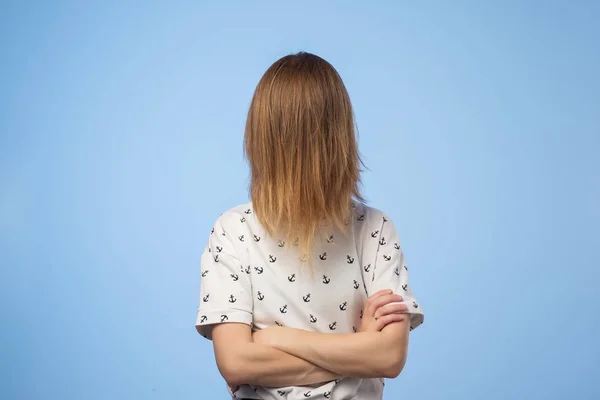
[
  {"x1": 217, "y1": 357, "x2": 247, "y2": 387},
  {"x1": 380, "y1": 350, "x2": 407, "y2": 379},
  {"x1": 221, "y1": 368, "x2": 244, "y2": 387}
]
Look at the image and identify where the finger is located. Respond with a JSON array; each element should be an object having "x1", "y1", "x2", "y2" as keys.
[
  {"x1": 375, "y1": 313, "x2": 405, "y2": 331},
  {"x1": 374, "y1": 303, "x2": 408, "y2": 319},
  {"x1": 370, "y1": 294, "x2": 404, "y2": 314},
  {"x1": 364, "y1": 289, "x2": 393, "y2": 315},
  {"x1": 375, "y1": 313, "x2": 406, "y2": 331},
  {"x1": 366, "y1": 293, "x2": 400, "y2": 315},
  {"x1": 369, "y1": 289, "x2": 393, "y2": 301}
]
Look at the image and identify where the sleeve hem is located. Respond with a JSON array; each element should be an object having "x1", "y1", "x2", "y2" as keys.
[
  {"x1": 397, "y1": 296, "x2": 424, "y2": 331},
  {"x1": 195, "y1": 309, "x2": 253, "y2": 340},
  {"x1": 408, "y1": 311, "x2": 424, "y2": 331}
]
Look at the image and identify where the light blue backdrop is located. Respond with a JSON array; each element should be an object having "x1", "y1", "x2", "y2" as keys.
[{"x1": 1, "y1": 1, "x2": 598, "y2": 399}]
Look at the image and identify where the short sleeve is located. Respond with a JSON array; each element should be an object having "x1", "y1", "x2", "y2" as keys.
[
  {"x1": 362, "y1": 214, "x2": 424, "y2": 331},
  {"x1": 195, "y1": 217, "x2": 253, "y2": 340}
]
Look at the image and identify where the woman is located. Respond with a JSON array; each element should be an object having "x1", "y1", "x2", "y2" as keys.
[{"x1": 195, "y1": 52, "x2": 424, "y2": 400}]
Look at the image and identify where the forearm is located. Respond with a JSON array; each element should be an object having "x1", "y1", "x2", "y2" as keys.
[
  {"x1": 221, "y1": 342, "x2": 340, "y2": 387},
  {"x1": 267, "y1": 328, "x2": 407, "y2": 379}
]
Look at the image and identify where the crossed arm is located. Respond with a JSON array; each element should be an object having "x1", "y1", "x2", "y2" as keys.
[
  {"x1": 211, "y1": 297, "x2": 411, "y2": 388},
  {"x1": 252, "y1": 319, "x2": 410, "y2": 379},
  {"x1": 212, "y1": 323, "x2": 340, "y2": 388}
]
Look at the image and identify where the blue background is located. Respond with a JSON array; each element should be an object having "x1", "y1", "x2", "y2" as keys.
[{"x1": 1, "y1": 1, "x2": 598, "y2": 399}]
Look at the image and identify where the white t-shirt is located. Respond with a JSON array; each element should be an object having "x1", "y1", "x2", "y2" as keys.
[{"x1": 195, "y1": 201, "x2": 424, "y2": 400}]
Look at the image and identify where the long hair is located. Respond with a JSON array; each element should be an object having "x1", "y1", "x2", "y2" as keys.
[{"x1": 244, "y1": 52, "x2": 364, "y2": 260}]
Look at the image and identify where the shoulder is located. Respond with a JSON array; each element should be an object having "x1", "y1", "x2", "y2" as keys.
[
  {"x1": 212, "y1": 202, "x2": 253, "y2": 226},
  {"x1": 352, "y1": 202, "x2": 401, "y2": 242},
  {"x1": 353, "y1": 202, "x2": 391, "y2": 227},
  {"x1": 206, "y1": 202, "x2": 255, "y2": 238},
  {"x1": 203, "y1": 203, "x2": 253, "y2": 255}
]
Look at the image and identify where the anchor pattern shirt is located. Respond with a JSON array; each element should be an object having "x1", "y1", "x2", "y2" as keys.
[{"x1": 195, "y1": 202, "x2": 424, "y2": 400}]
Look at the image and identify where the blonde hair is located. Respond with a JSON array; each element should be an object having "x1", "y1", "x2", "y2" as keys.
[{"x1": 244, "y1": 52, "x2": 364, "y2": 259}]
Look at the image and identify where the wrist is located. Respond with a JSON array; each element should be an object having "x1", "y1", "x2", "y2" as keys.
[
  {"x1": 254, "y1": 326, "x2": 294, "y2": 350},
  {"x1": 270, "y1": 326, "x2": 297, "y2": 352},
  {"x1": 277, "y1": 328, "x2": 314, "y2": 360}
]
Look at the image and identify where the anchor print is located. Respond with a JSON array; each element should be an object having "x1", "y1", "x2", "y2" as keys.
[
  {"x1": 303, "y1": 391, "x2": 312, "y2": 398},
  {"x1": 352, "y1": 326, "x2": 357, "y2": 332},
  {"x1": 279, "y1": 305, "x2": 288, "y2": 314},
  {"x1": 244, "y1": 208, "x2": 252, "y2": 214},
  {"x1": 326, "y1": 234, "x2": 334, "y2": 243},
  {"x1": 364, "y1": 264, "x2": 371, "y2": 273},
  {"x1": 309, "y1": 314, "x2": 317, "y2": 323},
  {"x1": 240, "y1": 217, "x2": 246, "y2": 223},
  {"x1": 257, "y1": 291, "x2": 264, "y2": 301},
  {"x1": 303, "y1": 293, "x2": 311, "y2": 302},
  {"x1": 245, "y1": 265, "x2": 251, "y2": 274},
  {"x1": 371, "y1": 230, "x2": 379, "y2": 238},
  {"x1": 200, "y1": 315, "x2": 207, "y2": 323},
  {"x1": 278, "y1": 240, "x2": 285, "y2": 248},
  {"x1": 402, "y1": 284, "x2": 408, "y2": 291},
  {"x1": 202, "y1": 294, "x2": 210, "y2": 302},
  {"x1": 383, "y1": 216, "x2": 388, "y2": 222},
  {"x1": 413, "y1": 301, "x2": 419, "y2": 308},
  {"x1": 213, "y1": 255, "x2": 219, "y2": 263},
  {"x1": 210, "y1": 227, "x2": 214, "y2": 234},
  {"x1": 339, "y1": 301, "x2": 347, "y2": 311},
  {"x1": 379, "y1": 237, "x2": 387, "y2": 246},
  {"x1": 324, "y1": 391, "x2": 331, "y2": 399},
  {"x1": 277, "y1": 390, "x2": 286, "y2": 396},
  {"x1": 229, "y1": 295, "x2": 237, "y2": 303},
  {"x1": 253, "y1": 235, "x2": 261, "y2": 242},
  {"x1": 404, "y1": 264, "x2": 408, "y2": 271},
  {"x1": 201, "y1": 270, "x2": 209, "y2": 277},
  {"x1": 360, "y1": 309, "x2": 363, "y2": 319},
  {"x1": 319, "y1": 252, "x2": 327, "y2": 261},
  {"x1": 346, "y1": 255, "x2": 354, "y2": 264},
  {"x1": 288, "y1": 274, "x2": 296, "y2": 282},
  {"x1": 383, "y1": 254, "x2": 392, "y2": 262},
  {"x1": 269, "y1": 255, "x2": 277, "y2": 263},
  {"x1": 238, "y1": 235, "x2": 244, "y2": 242},
  {"x1": 353, "y1": 280, "x2": 360, "y2": 289},
  {"x1": 220, "y1": 315, "x2": 228, "y2": 322},
  {"x1": 275, "y1": 321, "x2": 283, "y2": 327},
  {"x1": 293, "y1": 238, "x2": 299, "y2": 247},
  {"x1": 329, "y1": 322, "x2": 337, "y2": 330},
  {"x1": 254, "y1": 266, "x2": 264, "y2": 274},
  {"x1": 322, "y1": 275, "x2": 331, "y2": 284},
  {"x1": 395, "y1": 267, "x2": 400, "y2": 276},
  {"x1": 394, "y1": 242, "x2": 400, "y2": 250},
  {"x1": 221, "y1": 229, "x2": 226, "y2": 236},
  {"x1": 357, "y1": 214, "x2": 365, "y2": 221},
  {"x1": 230, "y1": 273, "x2": 239, "y2": 281},
  {"x1": 216, "y1": 246, "x2": 223, "y2": 253}
]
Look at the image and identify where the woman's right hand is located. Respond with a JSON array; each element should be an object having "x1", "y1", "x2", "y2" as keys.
[{"x1": 358, "y1": 289, "x2": 408, "y2": 332}]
